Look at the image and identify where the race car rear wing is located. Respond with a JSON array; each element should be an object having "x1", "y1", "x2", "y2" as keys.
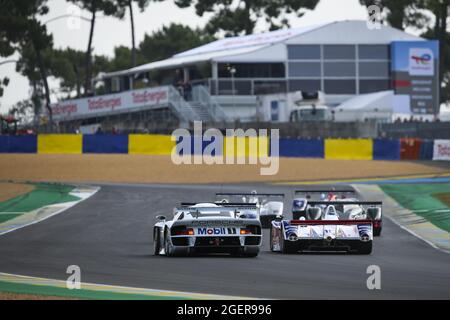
[
  {"x1": 216, "y1": 193, "x2": 285, "y2": 198},
  {"x1": 180, "y1": 202, "x2": 258, "y2": 208},
  {"x1": 306, "y1": 201, "x2": 382, "y2": 206},
  {"x1": 176, "y1": 203, "x2": 259, "y2": 219},
  {"x1": 294, "y1": 189, "x2": 356, "y2": 194},
  {"x1": 290, "y1": 219, "x2": 373, "y2": 225}
]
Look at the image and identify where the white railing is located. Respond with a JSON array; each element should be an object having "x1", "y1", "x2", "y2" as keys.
[
  {"x1": 168, "y1": 86, "x2": 199, "y2": 125},
  {"x1": 192, "y1": 85, "x2": 228, "y2": 122}
]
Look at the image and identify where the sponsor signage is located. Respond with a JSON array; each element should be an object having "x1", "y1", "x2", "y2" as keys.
[
  {"x1": 433, "y1": 140, "x2": 450, "y2": 161},
  {"x1": 391, "y1": 41, "x2": 439, "y2": 115},
  {"x1": 50, "y1": 86, "x2": 169, "y2": 121},
  {"x1": 196, "y1": 227, "x2": 237, "y2": 235},
  {"x1": 409, "y1": 48, "x2": 434, "y2": 76}
]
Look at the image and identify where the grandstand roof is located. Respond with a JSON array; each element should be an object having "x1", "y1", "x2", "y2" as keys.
[{"x1": 102, "y1": 20, "x2": 424, "y2": 78}]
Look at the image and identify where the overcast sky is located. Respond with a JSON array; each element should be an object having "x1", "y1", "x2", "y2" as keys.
[{"x1": 0, "y1": 0, "x2": 373, "y2": 113}]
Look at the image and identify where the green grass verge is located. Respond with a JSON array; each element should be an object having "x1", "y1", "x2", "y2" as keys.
[
  {"x1": 380, "y1": 183, "x2": 450, "y2": 233},
  {"x1": 0, "y1": 280, "x2": 188, "y2": 300},
  {"x1": 0, "y1": 214, "x2": 22, "y2": 223},
  {"x1": 0, "y1": 183, "x2": 80, "y2": 223}
]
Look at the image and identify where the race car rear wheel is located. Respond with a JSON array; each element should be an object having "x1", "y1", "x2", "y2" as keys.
[
  {"x1": 153, "y1": 227, "x2": 161, "y2": 256},
  {"x1": 164, "y1": 229, "x2": 175, "y2": 257},
  {"x1": 373, "y1": 227, "x2": 382, "y2": 237},
  {"x1": 269, "y1": 227, "x2": 274, "y2": 251}
]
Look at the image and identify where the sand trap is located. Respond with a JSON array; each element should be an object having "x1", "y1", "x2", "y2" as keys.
[
  {"x1": 0, "y1": 154, "x2": 448, "y2": 184},
  {"x1": 0, "y1": 183, "x2": 34, "y2": 202}
]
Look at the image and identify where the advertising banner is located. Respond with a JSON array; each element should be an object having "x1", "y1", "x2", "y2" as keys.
[
  {"x1": 50, "y1": 86, "x2": 169, "y2": 121},
  {"x1": 391, "y1": 40, "x2": 439, "y2": 115},
  {"x1": 433, "y1": 139, "x2": 450, "y2": 160}
]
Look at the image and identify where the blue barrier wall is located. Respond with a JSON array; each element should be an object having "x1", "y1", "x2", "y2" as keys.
[
  {"x1": 373, "y1": 139, "x2": 401, "y2": 160},
  {"x1": 0, "y1": 135, "x2": 444, "y2": 160},
  {"x1": 0, "y1": 135, "x2": 37, "y2": 153},
  {"x1": 419, "y1": 139, "x2": 434, "y2": 160},
  {"x1": 279, "y1": 138, "x2": 324, "y2": 158},
  {"x1": 82, "y1": 134, "x2": 128, "y2": 154},
  {"x1": 176, "y1": 136, "x2": 223, "y2": 156}
]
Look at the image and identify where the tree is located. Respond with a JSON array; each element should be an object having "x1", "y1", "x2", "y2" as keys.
[
  {"x1": 361, "y1": 0, "x2": 450, "y2": 106},
  {"x1": 139, "y1": 23, "x2": 215, "y2": 62},
  {"x1": 359, "y1": 0, "x2": 430, "y2": 30},
  {"x1": 67, "y1": 0, "x2": 124, "y2": 95},
  {"x1": 175, "y1": 0, "x2": 319, "y2": 36},
  {"x1": 9, "y1": 99, "x2": 35, "y2": 125},
  {"x1": 116, "y1": 0, "x2": 159, "y2": 67},
  {"x1": 46, "y1": 48, "x2": 111, "y2": 98},
  {"x1": 0, "y1": 0, "x2": 45, "y2": 97},
  {"x1": 0, "y1": 0, "x2": 54, "y2": 127},
  {"x1": 420, "y1": 0, "x2": 449, "y2": 105}
]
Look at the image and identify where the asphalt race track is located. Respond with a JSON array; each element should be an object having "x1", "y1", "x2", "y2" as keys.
[{"x1": 0, "y1": 183, "x2": 449, "y2": 299}]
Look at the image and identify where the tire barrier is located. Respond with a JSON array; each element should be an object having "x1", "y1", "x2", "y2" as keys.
[{"x1": 0, "y1": 134, "x2": 448, "y2": 160}]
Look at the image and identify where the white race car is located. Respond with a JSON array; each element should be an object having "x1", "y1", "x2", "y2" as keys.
[
  {"x1": 153, "y1": 202, "x2": 262, "y2": 257},
  {"x1": 292, "y1": 189, "x2": 382, "y2": 236},
  {"x1": 216, "y1": 191, "x2": 284, "y2": 228},
  {"x1": 271, "y1": 200, "x2": 382, "y2": 254}
]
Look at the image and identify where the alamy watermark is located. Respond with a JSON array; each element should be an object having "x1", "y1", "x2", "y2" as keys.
[
  {"x1": 367, "y1": 4, "x2": 382, "y2": 30},
  {"x1": 66, "y1": 4, "x2": 82, "y2": 31},
  {"x1": 66, "y1": 265, "x2": 81, "y2": 289},
  {"x1": 171, "y1": 121, "x2": 280, "y2": 176},
  {"x1": 366, "y1": 265, "x2": 381, "y2": 290}
]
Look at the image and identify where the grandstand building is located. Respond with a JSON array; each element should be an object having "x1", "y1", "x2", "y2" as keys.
[{"x1": 51, "y1": 20, "x2": 439, "y2": 132}]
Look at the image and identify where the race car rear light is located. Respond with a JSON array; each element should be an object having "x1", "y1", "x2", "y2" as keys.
[
  {"x1": 240, "y1": 228, "x2": 252, "y2": 235},
  {"x1": 240, "y1": 225, "x2": 261, "y2": 235},
  {"x1": 171, "y1": 227, "x2": 194, "y2": 236},
  {"x1": 373, "y1": 220, "x2": 382, "y2": 228}
]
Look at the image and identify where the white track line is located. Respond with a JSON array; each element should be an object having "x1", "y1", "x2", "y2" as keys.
[
  {"x1": 0, "y1": 272, "x2": 260, "y2": 300},
  {"x1": 352, "y1": 184, "x2": 450, "y2": 255}
]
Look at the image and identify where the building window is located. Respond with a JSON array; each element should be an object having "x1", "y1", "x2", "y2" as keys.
[
  {"x1": 218, "y1": 63, "x2": 285, "y2": 78},
  {"x1": 122, "y1": 76, "x2": 131, "y2": 91},
  {"x1": 254, "y1": 80, "x2": 286, "y2": 94},
  {"x1": 288, "y1": 62, "x2": 321, "y2": 77},
  {"x1": 359, "y1": 62, "x2": 390, "y2": 78},
  {"x1": 111, "y1": 77, "x2": 120, "y2": 92},
  {"x1": 324, "y1": 62, "x2": 356, "y2": 77},
  {"x1": 288, "y1": 80, "x2": 321, "y2": 92},
  {"x1": 323, "y1": 45, "x2": 356, "y2": 60},
  {"x1": 287, "y1": 45, "x2": 321, "y2": 60},
  {"x1": 359, "y1": 79, "x2": 390, "y2": 93},
  {"x1": 218, "y1": 80, "x2": 252, "y2": 95},
  {"x1": 358, "y1": 45, "x2": 389, "y2": 60},
  {"x1": 188, "y1": 63, "x2": 212, "y2": 80},
  {"x1": 324, "y1": 79, "x2": 356, "y2": 94}
]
